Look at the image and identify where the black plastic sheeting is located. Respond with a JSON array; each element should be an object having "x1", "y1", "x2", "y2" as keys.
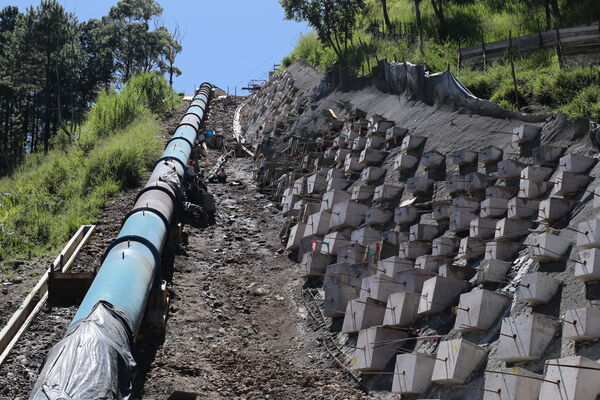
[{"x1": 29, "y1": 302, "x2": 135, "y2": 400}]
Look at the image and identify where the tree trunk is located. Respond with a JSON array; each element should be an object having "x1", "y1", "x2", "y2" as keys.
[
  {"x1": 430, "y1": 0, "x2": 447, "y2": 39},
  {"x1": 380, "y1": 0, "x2": 393, "y2": 32},
  {"x1": 543, "y1": 0, "x2": 552, "y2": 30},
  {"x1": 550, "y1": 0, "x2": 560, "y2": 22},
  {"x1": 414, "y1": 0, "x2": 424, "y2": 55}
]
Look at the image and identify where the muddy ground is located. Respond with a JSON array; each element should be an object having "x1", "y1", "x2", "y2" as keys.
[{"x1": 0, "y1": 94, "x2": 367, "y2": 399}]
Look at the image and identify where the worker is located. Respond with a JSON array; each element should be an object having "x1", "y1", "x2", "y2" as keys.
[{"x1": 217, "y1": 167, "x2": 227, "y2": 183}]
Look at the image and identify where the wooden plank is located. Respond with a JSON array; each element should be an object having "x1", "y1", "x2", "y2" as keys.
[{"x1": 0, "y1": 225, "x2": 96, "y2": 367}]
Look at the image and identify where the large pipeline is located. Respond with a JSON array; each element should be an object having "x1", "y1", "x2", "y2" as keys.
[{"x1": 29, "y1": 83, "x2": 214, "y2": 400}]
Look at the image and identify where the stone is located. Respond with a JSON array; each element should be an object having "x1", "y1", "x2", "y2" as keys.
[
  {"x1": 418, "y1": 276, "x2": 469, "y2": 316},
  {"x1": 528, "y1": 233, "x2": 572, "y2": 262},
  {"x1": 454, "y1": 288, "x2": 511, "y2": 331},
  {"x1": 475, "y1": 259, "x2": 512, "y2": 284},
  {"x1": 559, "y1": 154, "x2": 596, "y2": 174},
  {"x1": 392, "y1": 353, "x2": 436, "y2": 395},
  {"x1": 373, "y1": 184, "x2": 403, "y2": 202},
  {"x1": 497, "y1": 313, "x2": 556, "y2": 362},
  {"x1": 353, "y1": 326, "x2": 408, "y2": 371},
  {"x1": 342, "y1": 298, "x2": 386, "y2": 334},
  {"x1": 562, "y1": 307, "x2": 600, "y2": 342},
  {"x1": 483, "y1": 368, "x2": 542, "y2": 400},
  {"x1": 431, "y1": 339, "x2": 488, "y2": 385},
  {"x1": 539, "y1": 356, "x2": 600, "y2": 400},
  {"x1": 384, "y1": 291, "x2": 421, "y2": 327},
  {"x1": 518, "y1": 272, "x2": 561, "y2": 305}
]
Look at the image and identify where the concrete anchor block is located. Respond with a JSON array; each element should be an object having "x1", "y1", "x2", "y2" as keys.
[
  {"x1": 337, "y1": 243, "x2": 372, "y2": 265},
  {"x1": 330, "y1": 200, "x2": 369, "y2": 230},
  {"x1": 418, "y1": 276, "x2": 469, "y2": 316},
  {"x1": 562, "y1": 307, "x2": 600, "y2": 342},
  {"x1": 518, "y1": 272, "x2": 561, "y2": 305},
  {"x1": 476, "y1": 259, "x2": 512, "y2": 284},
  {"x1": 299, "y1": 201, "x2": 322, "y2": 224},
  {"x1": 495, "y1": 217, "x2": 532, "y2": 239},
  {"x1": 432, "y1": 237, "x2": 459, "y2": 257},
  {"x1": 446, "y1": 174, "x2": 468, "y2": 194},
  {"x1": 595, "y1": 187, "x2": 600, "y2": 211},
  {"x1": 559, "y1": 153, "x2": 596, "y2": 174},
  {"x1": 512, "y1": 124, "x2": 541, "y2": 144},
  {"x1": 483, "y1": 368, "x2": 542, "y2": 400},
  {"x1": 533, "y1": 145, "x2": 565, "y2": 166},
  {"x1": 400, "y1": 135, "x2": 427, "y2": 153},
  {"x1": 439, "y1": 264, "x2": 470, "y2": 280},
  {"x1": 498, "y1": 159, "x2": 528, "y2": 180},
  {"x1": 393, "y1": 153, "x2": 419, "y2": 172},
  {"x1": 575, "y1": 248, "x2": 600, "y2": 282},
  {"x1": 452, "y1": 196, "x2": 481, "y2": 213},
  {"x1": 327, "y1": 167, "x2": 345, "y2": 181},
  {"x1": 399, "y1": 241, "x2": 431, "y2": 260},
  {"x1": 342, "y1": 297, "x2": 386, "y2": 334},
  {"x1": 301, "y1": 251, "x2": 335, "y2": 277},
  {"x1": 432, "y1": 201, "x2": 450, "y2": 221},
  {"x1": 351, "y1": 185, "x2": 375, "y2": 202},
  {"x1": 394, "y1": 205, "x2": 419, "y2": 225},
  {"x1": 519, "y1": 179, "x2": 549, "y2": 199},
  {"x1": 551, "y1": 171, "x2": 590, "y2": 197},
  {"x1": 286, "y1": 223, "x2": 306, "y2": 250},
  {"x1": 452, "y1": 149, "x2": 478, "y2": 166},
  {"x1": 394, "y1": 268, "x2": 429, "y2": 293},
  {"x1": 421, "y1": 150, "x2": 445, "y2": 169},
  {"x1": 319, "y1": 230, "x2": 352, "y2": 256},
  {"x1": 373, "y1": 184, "x2": 403, "y2": 202},
  {"x1": 378, "y1": 256, "x2": 415, "y2": 278},
  {"x1": 466, "y1": 172, "x2": 497, "y2": 192},
  {"x1": 486, "y1": 185, "x2": 518, "y2": 200},
  {"x1": 449, "y1": 210, "x2": 478, "y2": 233},
  {"x1": 409, "y1": 223, "x2": 439, "y2": 241},
  {"x1": 361, "y1": 273, "x2": 406, "y2": 302},
  {"x1": 386, "y1": 126, "x2": 408, "y2": 143},
  {"x1": 359, "y1": 148, "x2": 387, "y2": 166},
  {"x1": 353, "y1": 326, "x2": 408, "y2": 371},
  {"x1": 577, "y1": 218, "x2": 600, "y2": 249},
  {"x1": 384, "y1": 291, "x2": 421, "y2": 327},
  {"x1": 365, "y1": 208, "x2": 393, "y2": 226},
  {"x1": 366, "y1": 136, "x2": 385, "y2": 150},
  {"x1": 470, "y1": 217, "x2": 498, "y2": 239},
  {"x1": 305, "y1": 211, "x2": 332, "y2": 237},
  {"x1": 498, "y1": 313, "x2": 556, "y2": 362},
  {"x1": 539, "y1": 356, "x2": 600, "y2": 400},
  {"x1": 321, "y1": 190, "x2": 352, "y2": 212},
  {"x1": 521, "y1": 165, "x2": 554, "y2": 182},
  {"x1": 351, "y1": 135, "x2": 367, "y2": 151},
  {"x1": 344, "y1": 153, "x2": 365, "y2": 173},
  {"x1": 480, "y1": 197, "x2": 508, "y2": 218},
  {"x1": 538, "y1": 197, "x2": 577, "y2": 222},
  {"x1": 324, "y1": 282, "x2": 360, "y2": 318},
  {"x1": 282, "y1": 194, "x2": 302, "y2": 216},
  {"x1": 478, "y1": 145, "x2": 503, "y2": 165},
  {"x1": 415, "y1": 255, "x2": 446, "y2": 273},
  {"x1": 507, "y1": 197, "x2": 540, "y2": 219},
  {"x1": 373, "y1": 120, "x2": 395, "y2": 134},
  {"x1": 335, "y1": 148, "x2": 351, "y2": 163},
  {"x1": 360, "y1": 166, "x2": 386, "y2": 183},
  {"x1": 292, "y1": 176, "x2": 307, "y2": 195},
  {"x1": 528, "y1": 232, "x2": 572, "y2": 262},
  {"x1": 392, "y1": 353, "x2": 436, "y2": 395},
  {"x1": 351, "y1": 226, "x2": 382, "y2": 247},
  {"x1": 485, "y1": 239, "x2": 522, "y2": 261},
  {"x1": 454, "y1": 288, "x2": 511, "y2": 331},
  {"x1": 431, "y1": 339, "x2": 488, "y2": 385},
  {"x1": 327, "y1": 176, "x2": 350, "y2": 191},
  {"x1": 458, "y1": 236, "x2": 485, "y2": 260}
]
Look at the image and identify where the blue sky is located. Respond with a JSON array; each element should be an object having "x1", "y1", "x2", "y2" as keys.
[{"x1": 1, "y1": 0, "x2": 311, "y2": 94}]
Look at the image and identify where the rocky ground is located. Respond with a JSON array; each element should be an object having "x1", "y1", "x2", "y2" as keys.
[{"x1": 0, "y1": 94, "x2": 368, "y2": 399}]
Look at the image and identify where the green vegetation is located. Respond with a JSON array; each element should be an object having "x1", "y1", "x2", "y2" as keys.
[
  {"x1": 281, "y1": 0, "x2": 600, "y2": 120},
  {"x1": 0, "y1": 72, "x2": 175, "y2": 260}
]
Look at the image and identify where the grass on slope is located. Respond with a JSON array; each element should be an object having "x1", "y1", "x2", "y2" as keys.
[{"x1": 0, "y1": 72, "x2": 176, "y2": 260}]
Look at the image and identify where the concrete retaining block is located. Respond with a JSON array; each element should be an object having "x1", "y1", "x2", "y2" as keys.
[
  {"x1": 483, "y1": 368, "x2": 542, "y2": 400},
  {"x1": 454, "y1": 288, "x2": 510, "y2": 331},
  {"x1": 498, "y1": 313, "x2": 556, "y2": 362},
  {"x1": 528, "y1": 232, "x2": 572, "y2": 262},
  {"x1": 431, "y1": 339, "x2": 488, "y2": 385},
  {"x1": 563, "y1": 307, "x2": 600, "y2": 342},
  {"x1": 342, "y1": 298, "x2": 386, "y2": 334},
  {"x1": 518, "y1": 272, "x2": 561, "y2": 305},
  {"x1": 418, "y1": 276, "x2": 468, "y2": 316},
  {"x1": 540, "y1": 356, "x2": 600, "y2": 400},
  {"x1": 353, "y1": 326, "x2": 408, "y2": 371},
  {"x1": 392, "y1": 353, "x2": 435, "y2": 395},
  {"x1": 475, "y1": 259, "x2": 512, "y2": 284},
  {"x1": 384, "y1": 291, "x2": 421, "y2": 327}
]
